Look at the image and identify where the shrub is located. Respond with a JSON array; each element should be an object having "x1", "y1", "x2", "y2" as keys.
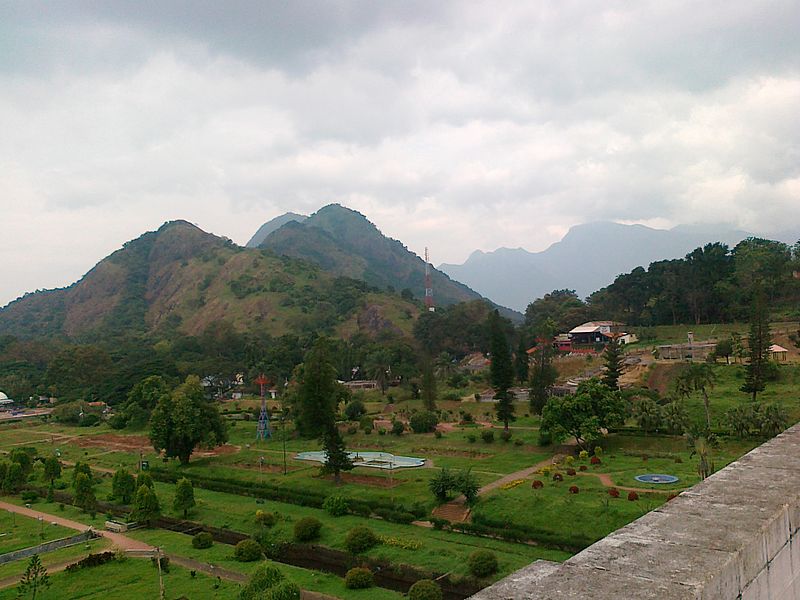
[
  {"x1": 594, "y1": 446, "x2": 603, "y2": 457},
  {"x1": 346, "y1": 425, "x2": 358, "y2": 435},
  {"x1": 191, "y1": 532, "x2": 213, "y2": 549},
  {"x1": 608, "y1": 488, "x2": 620, "y2": 498},
  {"x1": 531, "y1": 480, "x2": 543, "y2": 489},
  {"x1": 579, "y1": 465, "x2": 587, "y2": 471},
  {"x1": 514, "y1": 438, "x2": 524, "y2": 446},
  {"x1": 345, "y1": 567, "x2": 374, "y2": 589},
  {"x1": 564, "y1": 455, "x2": 575, "y2": 465},
  {"x1": 391, "y1": 421, "x2": 405, "y2": 436},
  {"x1": 21, "y1": 490, "x2": 38, "y2": 503},
  {"x1": 234, "y1": 539, "x2": 263, "y2": 562},
  {"x1": 359, "y1": 415, "x2": 374, "y2": 431},
  {"x1": 566, "y1": 468, "x2": 576, "y2": 476},
  {"x1": 408, "y1": 579, "x2": 443, "y2": 600},
  {"x1": 265, "y1": 582, "x2": 301, "y2": 600},
  {"x1": 466, "y1": 434, "x2": 476, "y2": 443},
  {"x1": 552, "y1": 473, "x2": 563, "y2": 482},
  {"x1": 537, "y1": 429, "x2": 552, "y2": 445},
  {"x1": 500, "y1": 430, "x2": 512, "y2": 442},
  {"x1": 65, "y1": 552, "x2": 116, "y2": 572},
  {"x1": 344, "y1": 400, "x2": 366, "y2": 421},
  {"x1": 293, "y1": 517, "x2": 322, "y2": 542},
  {"x1": 627, "y1": 491, "x2": 639, "y2": 501},
  {"x1": 410, "y1": 411, "x2": 439, "y2": 434},
  {"x1": 255, "y1": 510, "x2": 277, "y2": 527},
  {"x1": 568, "y1": 486, "x2": 579, "y2": 494},
  {"x1": 590, "y1": 456, "x2": 601, "y2": 465},
  {"x1": 323, "y1": 495, "x2": 350, "y2": 517},
  {"x1": 468, "y1": 550, "x2": 498, "y2": 578},
  {"x1": 241, "y1": 563, "x2": 285, "y2": 600},
  {"x1": 434, "y1": 430, "x2": 442, "y2": 439},
  {"x1": 345, "y1": 526, "x2": 379, "y2": 554},
  {"x1": 378, "y1": 428, "x2": 386, "y2": 435},
  {"x1": 578, "y1": 450, "x2": 589, "y2": 460},
  {"x1": 481, "y1": 430, "x2": 494, "y2": 443}
]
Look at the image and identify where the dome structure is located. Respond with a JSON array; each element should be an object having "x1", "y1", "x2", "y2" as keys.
[{"x1": 0, "y1": 391, "x2": 7, "y2": 401}]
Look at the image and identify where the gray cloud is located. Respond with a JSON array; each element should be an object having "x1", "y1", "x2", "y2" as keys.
[{"x1": 1, "y1": 1, "x2": 799, "y2": 306}]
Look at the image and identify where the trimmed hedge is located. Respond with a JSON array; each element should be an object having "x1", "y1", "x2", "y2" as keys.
[
  {"x1": 468, "y1": 550, "x2": 498, "y2": 578},
  {"x1": 191, "y1": 531, "x2": 214, "y2": 549},
  {"x1": 294, "y1": 517, "x2": 322, "y2": 542},
  {"x1": 344, "y1": 526, "x2": 379, "y2": 554},
  {"x1": 408, "y1": 579, "x2": 443, "y2": 600},
  {"x1": 344, "y1": 567, "x2": 374, "y2": 589},
  {"x1": 234, "y1": 539, "x2": 263, "y2": 562}
]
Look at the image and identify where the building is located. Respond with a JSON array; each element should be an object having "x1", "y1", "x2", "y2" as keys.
[
  {"x1": 0, "y1": 391, "x2": 13, "y2": 409},
  {"x1": 769, "y1": 344, "x2": 789, "y2": 361},
  {"x1": 567, "y1": 321, "x2": 637, "y2": 348}
]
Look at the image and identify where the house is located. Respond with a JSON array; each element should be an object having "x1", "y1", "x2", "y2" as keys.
[
  {"x1": 769, "y1": 344, "x2": 789, "y2": 362},
  {"x1": 567, "y1": 321, "x2": 637, "y2": 347}
]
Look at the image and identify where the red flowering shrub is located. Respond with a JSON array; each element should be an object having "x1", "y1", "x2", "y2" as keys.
[
  {"x1": 579, "y1": 465, "x2": 587, "y2": 471},
  {"x1": 552, "y1": 473, "x2": 563, "y2": 482},
  {"x1": 590, "y1": 456, "x2": 601, "y2": 465},
  {"x1": 566, "y1": 468, "x2": 576, "y2": 476},
  {"x1": 608, "y1": 487, "x2": 620, "y2": 498},
  {"x1": 568, "y1": 486, "x2": 579, "y2": 494},
  {"x1": 627, "y1": 491, "x2": 639, "y2": 501},
  {"x1": 532, "y1": 480, "x2": 543, "y2": 489}
]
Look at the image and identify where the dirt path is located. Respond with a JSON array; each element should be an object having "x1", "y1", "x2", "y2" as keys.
[
  {"x1": 476, "y1": 456, "x2": 556, "y2": 496},
  {"x1": 0, "y1": 500, "x2": 153, "y2": 551}
]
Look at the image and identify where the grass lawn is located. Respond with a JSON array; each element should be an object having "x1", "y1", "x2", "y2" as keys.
[
  {"x1": 0, "y1": 537, "x2": 109, "y2": 582},
  {"x1": 0, "y1": 511, "x2": 75, "y2": 554},
  {"x1": 0, "y1": 555, "x2": 240, "y2": 600}
]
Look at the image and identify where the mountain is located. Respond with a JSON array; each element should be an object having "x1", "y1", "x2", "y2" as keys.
[
  {"x1": 439, "y1": 222, "x2": 752, "y2": 312},
  {"x1": 255, "y1": 204, "x2": 521, "y2": 319},
  {"x1": 0, "y1": 220, "x2": 419, "y2": 341},
  {"x1": 245, "y1": 212, "x2": 307, "y2": 248}
]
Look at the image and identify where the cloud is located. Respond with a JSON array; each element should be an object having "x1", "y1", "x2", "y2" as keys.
[{"x1": 0, "y1": 1, "x2": 798, "y2": 305}]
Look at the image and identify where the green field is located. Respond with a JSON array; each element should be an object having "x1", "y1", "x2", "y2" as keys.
[{"x1": 0, "y1": 511, "x2": 74, "y2": 554}]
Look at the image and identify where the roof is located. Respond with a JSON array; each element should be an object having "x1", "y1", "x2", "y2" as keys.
[
  {"x1": 570, "y1": 324, "x2": 602, "y2": 334},
  {"x1": 0, "y1": 391, "x2": 7, "y2": 401},
  {"x1": 769, "y1": 344, "x2": 789, "y2": 353}
]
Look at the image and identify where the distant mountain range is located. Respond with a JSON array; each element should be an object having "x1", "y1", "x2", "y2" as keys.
[
  {"x1": 0, "y1": 220, "x2": 420, "y2": 341},
  {"x1": 253, "y1": 204, "x2": 520, "y2": 319},
  {"x1": 246, "y1": 212, "x2": 307, "y2": 248},
  {"x1": 439, "y1": 222, "x2": 758, "y2": 312}
]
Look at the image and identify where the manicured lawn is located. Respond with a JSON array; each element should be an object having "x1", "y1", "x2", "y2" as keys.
[
  {"x1": 0, "y1": 511, "x2": 75, "y2": 554},
  {"x1": 0, "y1": 555, "x2": 240, "y2": 600}
]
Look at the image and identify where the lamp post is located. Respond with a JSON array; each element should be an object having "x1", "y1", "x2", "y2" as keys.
[{"x1": 38, "y1": 516, "x2": 43, "y2": 539}]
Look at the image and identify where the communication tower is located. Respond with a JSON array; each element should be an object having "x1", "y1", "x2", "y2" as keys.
[
  {"x1": 424, "y1": 247, "x2": 435, "y2": 312},
  {"x1": 254, "y1": 374, "x2": 271, "y2": 440}
]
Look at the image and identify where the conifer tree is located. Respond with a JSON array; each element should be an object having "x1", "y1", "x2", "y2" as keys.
[
  {"x1": 601, "y1": 338, "x2": 623, "y2": 390},
  {"x1": 741, "y1": 287, "x2": 772, "y2": 402},
  {"x1": 420, "y1": 355, "x2": 437, "y2": 411},
  {"x1": 73, "y1": 473, "x2": 97, "y2": 514},
  {"x1": 488, "y1": 310, "x2": 515, "y2": 430},
  {"x1": 112, "y1": 468, "x2": 136, "y2": 504},
  {"x1": 17, "y1": 554, "x2": 49, "y2": 600},
  {"x1": 295, "y1": 338, "x2": 339, "y2": 438},
  {"x1": 173, "y1": 477, "x2": 196, "y2": 518},
  {"x1": 132, "y1": 484, "x2": 161, "y2": 526},
  {"x1": 514, "y1": 338, "x2": 529, "y2": 385},
  {"x1": 321, "y1": 427, "x2": 353, "y2": 485}
]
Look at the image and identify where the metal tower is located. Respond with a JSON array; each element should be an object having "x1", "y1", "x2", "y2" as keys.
[
  {"x1": 424, "y1": 247, "x2": 435, "y2": 312},
  {"x1": 254, "y1": 374, "x2": 271, "y2": 441}
]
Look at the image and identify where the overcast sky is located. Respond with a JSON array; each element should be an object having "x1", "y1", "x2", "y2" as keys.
[{"x1": 1, "y1": 1, "x2": 799, "y2": 307}]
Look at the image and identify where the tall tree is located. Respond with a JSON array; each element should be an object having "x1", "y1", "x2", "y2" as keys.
[
  {"x1": 149, "y1": 375, "x2": 228, "y2": 464},
  {"x1": 131, "y1": 484, "x2": 161, "y2": 526},
  {"x1": 320, "y1": 427, "x2": 354, "y2": 485},
  {"x1": 42, "y1": 456, "x2": 61, "y2": 487},
  {"x1": 173, "y1": 477, "x2": 196, "y2": 518},
  {"x1": 488, "y1": 310, "x2": 515, "y2": 431},
  {"x1": 295, "y1": 338, "x2": 339, "y2": 438},
  {"x1": 675, "y1": 364, "x2": 717, "y2": 431},
  {"x1": 741, "y1": 288, "x2": 772, "y2": 402},
  {"x1": 514, "y1": 338, "x2": 529, "y2": 385},
  {"x1": 420, "y1": 355, "x2": 437, "y2": 411},
  {"x1": 528, "y1": 321, "x2": 558, "y2": 415},
  {"x1": 73, "y1": 473, "x2": 97, "y2": 514},
  {"x1": 112, "y1": 468, "x2": 136, "y2": 504},
  {"x1": 601, "y1": 338, "x2": 623, "y2": 390},
  {"x1": 17, "y1": 554, "x2": 50, "y2": 600}
]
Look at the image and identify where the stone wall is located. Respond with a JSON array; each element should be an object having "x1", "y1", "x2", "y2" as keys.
[
  {"x1": 0, "y1": 530, "x2": 95, "y2": 565},
  {"x1": 471, "y1": 422, "x2": 800, "y2": 599}
]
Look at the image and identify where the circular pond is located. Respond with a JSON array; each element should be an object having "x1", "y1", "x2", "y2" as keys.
[{"x1": 634, "y1": 473, "x2": 679, "y2": 484}]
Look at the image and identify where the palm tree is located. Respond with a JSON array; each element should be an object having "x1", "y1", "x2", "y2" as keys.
[{"x1": 674, "y1": 364, "x2": 716, "y2": 431}]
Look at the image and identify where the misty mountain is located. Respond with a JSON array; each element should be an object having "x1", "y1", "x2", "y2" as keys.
[
  {"x1": 245, "y1": 212, "x2": 307, "y2": 247},
  {"x1": 439, "y1": 222, "x2": 753, "y2": 312}
]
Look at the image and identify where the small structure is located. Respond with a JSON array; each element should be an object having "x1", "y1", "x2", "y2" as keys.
[
  {"x1": 0, "y1": 391, "x2": 13, "y2": 408},
  {"x1": 769, "y1": 344, "x2": 789, "y2": 362},
  {"x1": 656, "y1": 342, "x2": 716, "y2": 361},
  {"x1": 295, "y1": 450, "x2": 425, "y2": 469},
  {"x1": 342, "y1": 380, "x2": 378, "y2": 390}
]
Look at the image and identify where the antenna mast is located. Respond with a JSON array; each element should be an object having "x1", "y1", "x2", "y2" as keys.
[{"x1": 424, "y1": 247, "x2": 435, "y2": 312}]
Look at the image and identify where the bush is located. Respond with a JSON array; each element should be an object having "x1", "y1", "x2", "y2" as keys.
[
  {"x1": 410, "y1": 411, "x2": 439, "y2": 434},
  {"x1": 481, "y1": 430, "x2": 494, "y2": 443},
  {"x1": 590, "y1": 456, "x2": 601, "y2": 465},
  {"x1": 594, "y1": 446, "x2": 603, "y2": 457},
  {"x1": 608, "y1": 488, "x2": 620, "y2": 498},
  {"x1": 344, "y1": 526, "x2": 379, "y2": 554},
  {"x1": 323, "y1": 495, "x2": 350, "y2": 517},
  {"x1": 537, "y1": 429, "x2": 552, "y2": 445},
  {"x1": 531, "y1": 480, "x2": 543, "y2": 489},
  {"x1": 345, "y1": 567, "x2": 374, "y2": 589},
  {"x1": 514, "y1": 438, "x2": 524, "y2": 446},
  {"x1": 378, "y1": 428, "x2": 386, "y2": 435},
  {"x1": 434, "y1": 430, "x2": 442, "y2": 439},
  {"x1": 359, "y1": 415, "x2": 374, "y2": 431},
  {"x1": 566, "y1": 468, "x2": 576, "y2": 476},
  {"x1": 344, "y1": 400, "x2": 366, "y2": 421},
  {"x1": 564, "y1": 455, "x2": 575, "y2": 465},
  {"x1": 468, "y1": 550, "x2": 498, "y2": 578},
  {"x1": 346, "y1": 425, "x2": 358, "y2": 435},
  {"x1": 255, "y1": 510, "x2": 277, "y2": 527},
  {"x1": 234, "y1": 539, "x2": 263, "y2": 562},
  {"x1": 627, "y1": 491, "x2": 639, "y2": 501},
  {"x1": 579, "y1": 465, "x2": 587, "y2": 471},
  {"x1": 391, "y1": 421, "x2": 405, "y2": 436},
  {"x1": 241, "y1": 563, "x2": 285, "y2": 600},
  {"x1": 500, "y1": 430, "x2": 512, "y2": 442},
  {"x1": 568, "y1": 485, "x2": 579, "y2": 494},
  {"x1": 21, "y1": 490, "x2": 38, "y2": 503},
  {"x1": 466, "y1": 434, "x2": 476, "y2": 443},
  {"x1": 191, "y1": 532, "x2": 213, "y2": 549},
  {"x1": 293, "y1": 517, "x2": 322, "y2": 542},
  {"x1": 579, "y1": 450, "x2": 589, "y2": 460},
  {"x1": 408, "y1": 579, "x2": 443, "y2": 600},
  {"x1": 65, "y1": 552, "x2": 116, "y2": 572},
  {"x1": 265, "y1": 582, "x2": 301, "y2": 600}
]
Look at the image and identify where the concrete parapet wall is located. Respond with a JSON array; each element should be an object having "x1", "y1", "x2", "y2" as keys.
[{"x1": 471, "y1": 423, "x2": 800, "y2": 599}]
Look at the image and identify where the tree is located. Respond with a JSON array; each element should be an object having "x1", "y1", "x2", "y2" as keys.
[
  {"x1": 528, "y1": 330, "x2": 558, "y2": 415},
  {"x1": 514, "y1": 338, "x2": 529, "y2": 385},
  {"x1": 687, "y1": 431, "x2": 717, "y2": 480},
  {"x1": 661, "y1": 400, "x2": 689, "y2": 435},
  {"x1": 420, "y1": 355, "x2": 437, "y2": 412},
  {"x1": 71, "y1": 462, "x2": 92, "y2": 487},
  {"x1": 741, "y1": 288, "x2": 772, "y2": 402},
  {"x1": 112, "y1": 468, "x2": 136, "y2": 504},
  {"x1": 541, "y1": 379, "x2": 626, "y2": 450},
  {"x1": 9, "y1": 448, "x2": 34, "y2": 476},
  {"x1": 131, "y1": 484, "x2": 160, "y2": 526},
  {"x1": 3, "y1": 462, "x2": 26, "y2": 493},
  {"x1": 601, "y1": 338, "x2": 623, "y2": 390},
  {"x1": 488, "y1": 310, "x2": 515, "y2": 431},
  {"x1": 295, "y1": 339, "x2": 339, "y2": 439},
  {"x1": 320, "y1": 427, "x2": 353, "y2": 485},
  {"x1": 674, "y1": 364, "x2": 717, "y2": 431},
  {"x1": 714, "y1": 339, "x2": 733, "y2": 364},
  {"x1": 173, "y1": 477, "x2": 196, "y2": 518},
  {"x1": 730, "y1": 332, "x2": 746, "y2": 364},
  {"x1": 137, "y1": 473, "x2": 154, "y2": 489},
  {"x1": 17, "y1": 554, "x2": 49, "y2": 600},
  {"x1": 42, "y1": 457, "x2": 61, "y2": 486},
  {"x1": 149, "y1": 375, "x2": 228, "y2": 464},
  {"x1": 632, "y1": 397, "x2": 662, "y2": 435},
  {"x1": 73, "y1": 473, "x2": 97, "y2": 514}
]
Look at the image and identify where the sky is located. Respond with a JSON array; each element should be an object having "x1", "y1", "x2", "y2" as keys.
[{"x1": 1, "y1": 1, "x2": 799, "y2": 307}]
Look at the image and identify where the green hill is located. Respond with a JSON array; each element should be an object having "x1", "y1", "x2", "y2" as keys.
[{"x1": 0, "y1": 220, "x2": 419, "y2": 341}]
